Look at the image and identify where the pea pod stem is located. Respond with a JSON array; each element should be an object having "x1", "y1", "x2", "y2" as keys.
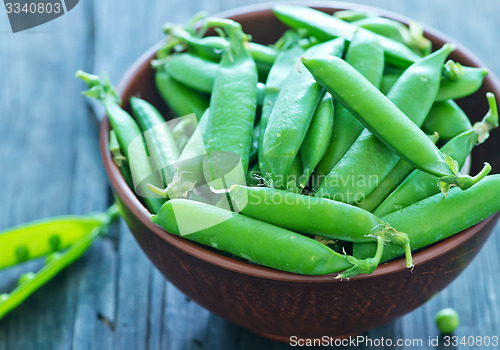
[
  {"x1": 314, "y1": 30, "x2": 384, "y2": 180},
  {"x1": 302, "y1": 54, "x2": 490, "y2": 192},
  {"x1": 0, "y1": 204, "x2": 120, "y2": 320},
  {"x1": 315, "y1": 44, "x2": 452, "y2": 202}
]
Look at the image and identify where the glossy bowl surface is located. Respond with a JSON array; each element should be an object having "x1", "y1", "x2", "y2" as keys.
[{"x1": 100, "y1": 2, "x2": 500, "y2": 341}]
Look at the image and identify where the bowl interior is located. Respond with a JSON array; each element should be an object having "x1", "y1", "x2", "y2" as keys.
[{"x1": 103, "y1": 2, "x2": 500, "y2": 282}]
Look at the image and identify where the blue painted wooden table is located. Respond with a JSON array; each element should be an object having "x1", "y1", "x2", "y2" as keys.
[{"x1": 1, "y1": 1, "x2": 499, "y2": 349}]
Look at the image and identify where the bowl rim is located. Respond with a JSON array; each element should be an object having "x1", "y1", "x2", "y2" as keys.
[{"x1": 100, "y1": 1, "x2": 500, "y2": 283}]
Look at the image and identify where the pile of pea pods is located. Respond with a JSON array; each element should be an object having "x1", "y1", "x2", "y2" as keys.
[{"x1": 80, "y1": 5, "x2": 500, "y2": 278}]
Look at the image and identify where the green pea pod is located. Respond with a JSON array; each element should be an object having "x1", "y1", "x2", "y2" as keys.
[
  {"x1": 380, "y1": 73, "x2": 401, "y2": 94},
  {"x1": 258, "y1": 33, "x2": 304, "y2": 177},
  {"x1": 246, "y1": 163, "x2": 261, "y2": 187},
  {"x1": 249, "y1": 123, "x2": 259, "y2": 164},
  {"x1": 203, "y1": 18, "x2": 258, "y2": 178},
  {"x1": 286, "y1": 156, "x2": 303, "y2": 192},
  {"x1": 163, "y1": 53, "x2": 218, "y2": 93},
  {"x1": 302, "y1": 53, "x2": 491, "y2": 193},
  {"x1": 353, "y1": 17, "x2": 407, "y2": 43},
  {"x1": 314, "y1": 44, "x2": 453, "y2": 203},
  {"x1": 354, "y1": 18, "x2": 431, "y2": 57},
  {"x1": 229, "y1": 185, "x2": 413, "y2": 272},
  {"x1": 261, "y1": 38, "x2": 345, "y2": 189},
  {"x1": 0, "y1": 205, "x2": 119, "y2": 320},
  {"x1": 162, "y1": 53, "x2": 267, "y2": 101},
  {"x1": 315, "y1": 31, "x2": 384, "y2": 180},
  {"x1": 334, "y1": 10, "x2": 374, "y2": 22},
  {"x1": 171, "y1": 117, "x2": 197, "y2": 152},
  {"x1": 353, "y1": 174, "x2": 500, "y2": 263},
  {"x1": 151, "y1": 109, "x2": 209, "y2": 199},
  {"x1": 76, "y1": 71, "x2": 165, "y2": 214},
  {"x1": 152, "y1": 198, "x2": 386, "y2": 278},
  {"x1": 374, "y1": 93, "x2": 498, "y2": 217},
  {"x1": 273, "y1": 5, "x2": 420, "y2": 68},
  {"x1": 357, "y1": 132, "x2": 439, "y2": 212},
  {"x1": 155, "y1": 69, "x2": 209, "y2": 120},
  {"x1": 164, "y1": 24, "x2": 277, "y2": 80},
  {"x1": 109, "y1": 130, "x2": 134, "y2": 190},
  {"x1": 383, "y1": 66, "x2": 485, "y2": 99},
  {"x1": 422, "y1": 100, "x2": 473, "y2": 139},
  {"x1": 436, "y1": 66, "x2": 488, "y2": 102},
  {"x1": 299, "y1": 93, "x2": 334, "y2": 188},
  {"x1": 130, "y1": 97, "x2": 180, "y2": 186}
]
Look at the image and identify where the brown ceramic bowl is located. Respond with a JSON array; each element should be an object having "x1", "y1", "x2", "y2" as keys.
[{"x1": 99, "y1": 2, "x2": 500, "y2": 341}]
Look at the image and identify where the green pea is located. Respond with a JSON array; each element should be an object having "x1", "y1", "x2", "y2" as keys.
[
  {"x1": 15, "y1": 245, "x2": 30, "y2": 263},
  {"x1": 18, "y1": 272, "x2": 36, "y2": 286},
  {"x1": 435, "y1": 308, "x2": 460, "y2": 334}
]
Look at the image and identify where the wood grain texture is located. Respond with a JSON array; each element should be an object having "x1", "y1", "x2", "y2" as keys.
[{"x1": 0, "y1": 0, "x2": 499, "y2": 349}]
